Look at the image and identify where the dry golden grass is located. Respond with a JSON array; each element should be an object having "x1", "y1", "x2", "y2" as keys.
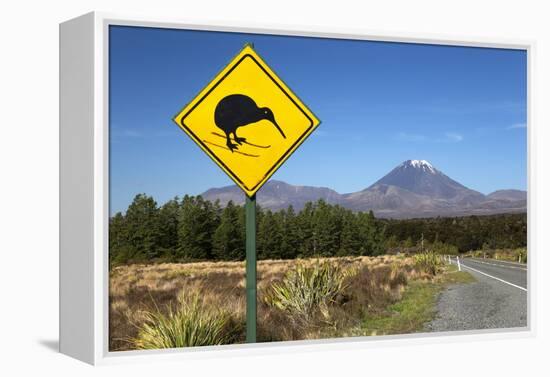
[
  {"x1": 109, "y1": 255, "x2": 429, "y2": 351},
  {"x1": 467, "y1": 248, "x2": 527, "y2": 263}
]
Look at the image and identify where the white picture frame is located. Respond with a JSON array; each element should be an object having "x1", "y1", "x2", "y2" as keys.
[{"x1": 59, "y1": 11, "x2": 535, "y2": 365}]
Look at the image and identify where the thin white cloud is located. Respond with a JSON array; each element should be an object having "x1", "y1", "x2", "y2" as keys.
[
  {"x1": 397, "y1": 132, "x2": 427, "y2": 142},
  {"x1": 444, "y1": 132, "x2": 463, "y2": 142},
  {"x1": 397, "y1": 131, "x2": 463, "y2": 143},
  {"x1": 112, "y1": 127, "x2": 173, "y2": 139},
  {"x1": 507, "y1": 123, "x2": 527, "y2": 129}
]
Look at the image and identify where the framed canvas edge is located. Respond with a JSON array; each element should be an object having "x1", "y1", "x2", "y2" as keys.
[{"x1": 78, "y1": 11, "x2": 536, "y2": 365}]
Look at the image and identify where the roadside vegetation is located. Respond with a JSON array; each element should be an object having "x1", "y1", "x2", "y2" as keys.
[
  {"x1": 133, "y1": 292, "x2": 239, "y2": 349},
  {"x1": 465, "y1": 247, "x2": 527, "y2": 263},
  {"x1": 413, "y1": 251, "x2": 445, "y2": 276},
  {"x1": 382, "y1": 213, "x2": 526, "y2": 254},
  {"x1": 362, "y1": 264, "x2": 474, "y2": 336},
  {"x1": 110, "y1": 255, "x2": 475, "y2": 351}
]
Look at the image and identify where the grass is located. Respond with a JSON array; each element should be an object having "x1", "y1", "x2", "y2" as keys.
[
  {"x1": 467, "y1": 248, "x2": 527, "y2": 263},
  {"x1": 264, "y1": 261, "x2": 355, "y2": 321},
  {"x1": 443, "y1": 264, "x2": 477, "y2": 284},
  {"x1": 133, "y1": 292, "x2": 240, "y2": 349},
  {"x1": 361, "y1": 264, "x2": 475, "y2": 336},
  {"x1": 109, "y1": 256, "x2": 475, "y2": 351},
  {"x1": 414, "y1": 251, "x2": 445, "y2": 276}
]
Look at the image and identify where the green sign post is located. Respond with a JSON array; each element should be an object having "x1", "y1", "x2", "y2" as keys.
[{"x1": 245, "y1": 195, "x2": 257, "y2": 342}]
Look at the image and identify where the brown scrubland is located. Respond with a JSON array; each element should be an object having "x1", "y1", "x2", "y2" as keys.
[{"x1": 109, "y1": 255, "x2": 447, "y2": 351}]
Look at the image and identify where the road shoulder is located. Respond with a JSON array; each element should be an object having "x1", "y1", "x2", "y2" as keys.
[
  {"x1": 427, "y1": 267, "x2": 527, "y2": 332},
  {"x1": 361, "y1": 265, "x2": 473, "y2": 336}
]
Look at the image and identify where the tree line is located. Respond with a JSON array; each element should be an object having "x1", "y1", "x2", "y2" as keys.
[
  {"x1": 382, "y1": 213, "x2": 527, "y2": 253},
  {"x1": 109, "y1": 194, "x2": 527, "y2": 266},
  {"x1": 109, "y1": 194, "x2": 385, "y2": 265}
]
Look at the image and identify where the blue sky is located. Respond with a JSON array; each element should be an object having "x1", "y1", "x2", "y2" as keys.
[{"x1": 109, "y1": 26, "x2": 527, "y2": 215}]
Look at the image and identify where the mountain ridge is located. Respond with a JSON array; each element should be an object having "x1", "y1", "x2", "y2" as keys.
[{"x1": 201, "y1": 160, "x2": 526, "y2": 218}]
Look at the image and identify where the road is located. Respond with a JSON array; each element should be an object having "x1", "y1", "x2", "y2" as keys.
[
  {"x1": 460, "y1": 257, "x2": 527, "y2": 290},
  {"x1": 427, "y1": 257, "x2": 527, "y2": 332}
]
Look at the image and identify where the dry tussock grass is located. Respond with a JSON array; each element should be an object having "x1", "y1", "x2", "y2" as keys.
[{"x1": 109, "y1": 255, "x2": 426, "y2": 351}]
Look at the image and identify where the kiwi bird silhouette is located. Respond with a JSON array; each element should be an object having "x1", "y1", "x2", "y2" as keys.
[{"x1": 214, "y1": 94, "x2": 286, "y2": 152}]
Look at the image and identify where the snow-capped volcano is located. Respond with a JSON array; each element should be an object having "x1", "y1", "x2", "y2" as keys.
[
  {"x1": 401, "y1": 159, "x2": 436, "y2": 174},
  {"x1": 369, "y1": 159, "x2": 480, "y2": 200}
]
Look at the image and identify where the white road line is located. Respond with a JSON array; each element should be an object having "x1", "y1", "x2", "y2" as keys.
[
  {"x1": 470, "y1": 258, "x2": 526, "y2": 267},
  {"x1": 459, "y1": 262, "x2": 527, "y2": 292},
  {"x1": 466, "y1": 259, "x2": 527, "y2": 271}
]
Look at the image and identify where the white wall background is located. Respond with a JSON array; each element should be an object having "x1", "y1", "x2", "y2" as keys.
[{"x1": 0, "y1": 0, "x2": 548, "y2": 375}]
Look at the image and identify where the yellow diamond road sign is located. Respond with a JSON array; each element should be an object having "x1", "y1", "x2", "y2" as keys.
[{"x1": 173, "y1": 45, "x2": 321, "y2": 197}]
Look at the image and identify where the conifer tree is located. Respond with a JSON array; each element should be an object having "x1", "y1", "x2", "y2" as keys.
[
  {"x1": 311, "y1": 200, "x2": 340, "y2": 256},
  {"x1": 212, "y1": 201, "x2": 245, "y2": 260},
  {"x1": 295, "y1": 202, "x2": 315, "y2": 257},
  {"x1": 109, "y1": 212, "x2": 128, "y2": 266},
  {"x1": 257, "y1": 210, "x2": 283, "y2": 259},
  {"x1": 177, "y1": 195, "x2": 218, "y2": 260},
  {"x1": 279, "y1": 206, "x2": 300, "y2": 259},
  {"x1": 157, "y1": 197, "x2": 180, "y2": 258},
  {"x1": 339, "y1": 211, "x2": 360, "y2": 256},
  {"x1": 124, "y1": 194, "x2": 160, "y2": 260}
]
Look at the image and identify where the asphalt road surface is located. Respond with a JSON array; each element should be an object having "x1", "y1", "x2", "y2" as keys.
[{"x1": 427, "y1": 257, "x2": 527, "y2": 332}]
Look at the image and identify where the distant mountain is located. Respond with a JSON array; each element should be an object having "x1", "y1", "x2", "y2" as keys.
[
  {"x1": 202, "y1": 180, "x2": 342, "y2": 211},
  {"x1": 487, "y1": 189, "x2": 527, "y2": 202},
  {"x1": 341, "y1": 160, "x2": 491, "y2": 218},
  {"x1": 200, "y1": 159, "x2": 527, "y2": 218},
  {"x1": 371, "y1": 160, "x2": 486, "y2": 202}
]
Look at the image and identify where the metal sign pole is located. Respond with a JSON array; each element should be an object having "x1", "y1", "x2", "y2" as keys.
[{"x1": 245, "y1": 194, "x2": 257, "y2": 343}]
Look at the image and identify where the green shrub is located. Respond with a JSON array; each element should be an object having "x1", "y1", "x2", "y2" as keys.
[
  {"x1": 430, "y1": 241, "x2": 459, "y2": 256},
  {"x1": 133, "y1": 292, "x2": 234, "y2": 349},
  {"x1": 414, "y1": 252, "x2": 444, "y2": 276},
  {"x1": 515, "y1": 248, "x2": 527, "y2": 263},
  {"x1": 264, "y1": 260, "x2": 354, "y2": 321}
]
